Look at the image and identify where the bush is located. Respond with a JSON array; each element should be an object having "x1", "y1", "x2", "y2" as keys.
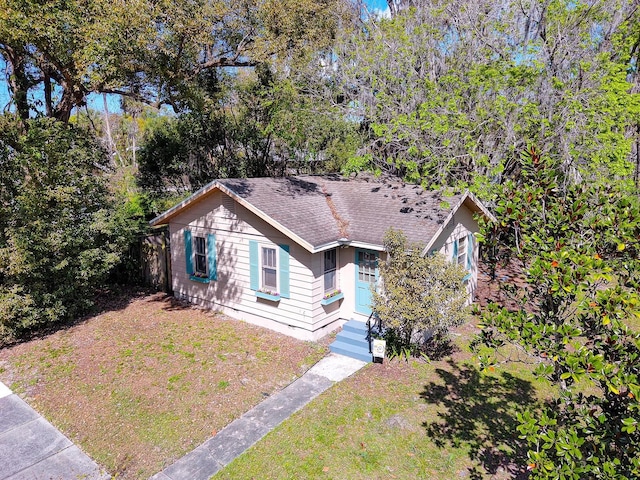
[
  {"x1": 372, "y1": 228, "x2": 470, "y2": 357},
  {"x1": 0, "y1": 117, "x2": 137, "y2": 344},
  {"x1": 474, "y1": 148, "x2": 640, "y2": 478}
]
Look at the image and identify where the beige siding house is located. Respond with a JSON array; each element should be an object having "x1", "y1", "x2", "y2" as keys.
[{"x1": 150, "y1": 175, "x2": 494, "y2": 343}]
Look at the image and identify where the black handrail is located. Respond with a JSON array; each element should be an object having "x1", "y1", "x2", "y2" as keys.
[{"x1": 366, "y1": 312, "x2": 373, "y2": 353}]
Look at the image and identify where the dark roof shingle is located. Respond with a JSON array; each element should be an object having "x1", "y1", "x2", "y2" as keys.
[{"x1": 218, "y1": 175, "x2": 463, "y2": 249}]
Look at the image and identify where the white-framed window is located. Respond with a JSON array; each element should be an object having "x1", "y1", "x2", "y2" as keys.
[
  {"x1": 262, "y1": 246, "x2": 278, "y2": 291},
  {"x1": 357, "y1": 250, "x2": 377, "y2": 283},
  {"x1": 457, "y1": 235, "x2": 467, "y2": 269},
  {"x1": 194, "y1": 236, "x2": 207, "y2": 275},
  {"x1": 323, "y1": 248, "x2": 337, "y2": 293}
]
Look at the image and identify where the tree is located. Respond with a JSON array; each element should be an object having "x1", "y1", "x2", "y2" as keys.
[
  {"x1": 0, "y1": 117, "x2": 140, "y2": 344},
  {"x1": 0, "y1": 0, "x2": 357, "y2": 124},
  {"x1": 137, "y1": 64, "x2": 361, "y2": 204},
  {"x1": 334, "y1": 1, "x2": 640, "y2": 190},
  {"x1": 372, "y1": 228, "x2": 470, "y2": 356},
  {"x1": 473, "y1": 147, "x2": 640, "y2": 478}
]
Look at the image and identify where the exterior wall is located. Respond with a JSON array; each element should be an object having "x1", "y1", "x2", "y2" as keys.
[
  {"x1": 167, "y1": 190, "x2": 482, "y2": 341},
  {"x1": 429, "y1": 204, "x2": 479, "y2": 300},
  {"x1": 308, "y1": 246, "x2": 386, "y2": 325},
  {"x1": 168, "y1": 190, "x2": 343, "y2": 341},
  {"x1": 309, "y1": 246, "x2": 368, "y2": 329}
]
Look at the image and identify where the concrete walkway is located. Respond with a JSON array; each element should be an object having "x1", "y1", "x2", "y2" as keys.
[
  {"x1": 0, "y1": 382, "x2": 108, "y2": 480},
  {"x1": 150, "y1": 353, "x2": 367, "y2": 480}
]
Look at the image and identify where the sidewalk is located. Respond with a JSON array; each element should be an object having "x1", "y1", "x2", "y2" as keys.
[
  {"x1": 0, "y1": 382, "x2": 108, "y2": 480},
  {"x1": 150, "y1": 353, "x2": 367, "y2": 480}
]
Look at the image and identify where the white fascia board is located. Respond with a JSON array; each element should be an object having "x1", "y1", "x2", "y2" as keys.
[
  {"x1": 347, "y1": 241, "x2": 385, "y2": 251},
  {"x1": 310, "y1": 241, "x2": 342, "y2": 253},
  {"x1": 310, "y1": 240, "x2": 385, "y2": 254},
  {"x1": 465, "y1": 191, "x2": 497, "y2": 223},
  {"x1": 214, "y1": 183, "x2": 317, "y2": 253},
  {"x1": 421, "y1": 194, "x2": 464, "y2": 256},
  {"x1": 149, "y1": 180, "x2": 219, "y2": 226},
  {"x1": 420, "y1": 190, "x2": 496, "y2": 256},
  {"x1": 150, "y1": 180, "x2": 317, "y2": 253}
]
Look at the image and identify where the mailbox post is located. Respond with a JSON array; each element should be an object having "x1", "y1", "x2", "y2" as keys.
[{"x1": 372, "y1": 339, "x2": 386, "y2": 363}]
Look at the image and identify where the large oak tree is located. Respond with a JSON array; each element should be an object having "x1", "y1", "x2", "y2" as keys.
[{"x1": 0, "y1": 0, "x2": 354, "y2": 123}]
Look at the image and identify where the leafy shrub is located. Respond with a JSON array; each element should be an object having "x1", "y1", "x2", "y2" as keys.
[
  {"x1": 474, "y1": 147, "x2": 640, "y2": 478},
  {"x1": 372, "y1": 228, "x2": 470, "y2": 357},
  {"x1": 0, "y1": 118, "x2": 138, "y2": 344}
]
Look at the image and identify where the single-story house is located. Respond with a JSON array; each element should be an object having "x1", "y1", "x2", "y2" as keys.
[{"x1": 150, "y1": 175, "x2": 495, "y2": 344}]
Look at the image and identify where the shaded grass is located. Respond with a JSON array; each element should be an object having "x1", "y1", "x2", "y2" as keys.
[
  {"x1": 214, "y1": 328, "x2": 555, "y2": 480},
  {"x1": 0, "y1": 292, "x2": 327, "y2": 479}
]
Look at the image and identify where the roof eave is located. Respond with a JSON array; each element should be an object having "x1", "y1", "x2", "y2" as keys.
[
  {"x1": 421, "y1": 191, "x2": 495, "y2": 255},
  {"x1": 149, "y1": 180, "x2": 317, "y2": 253},
  {"x1": 149, "y1": 180, "x2": 219, "y2": 227},
  {"x1": 464, "y1": 191, "x2": 497, "y2": 223}
]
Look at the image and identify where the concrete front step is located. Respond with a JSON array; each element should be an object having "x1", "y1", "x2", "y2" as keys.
[
  {"x1": 329, "y1": 340, "x2": 372, "y2": 363},
  {"x1": 342, "y1": 320, "x2": 369, "y2": 335},
  {"x1": 335, "y1": 329, "x2": 369, "y2": 348}
]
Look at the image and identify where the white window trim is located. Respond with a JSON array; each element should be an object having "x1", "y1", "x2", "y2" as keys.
[
  {"x1": 260, "y1": 244, "x2": 279, "y2": 293},
  {"x1": 194, "y1": 236, "x2": 207, "y2": 275},
  {"x1": 323, "y1": 248, "x2": 338, "y2": 293},
  {"x1": 457, "y1": 235, "x2": 467, "y2": 270}
]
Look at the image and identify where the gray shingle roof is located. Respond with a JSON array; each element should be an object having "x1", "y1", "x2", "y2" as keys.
[{"x1": 217, "y1": 175, "x2": 464, "y2": 249}]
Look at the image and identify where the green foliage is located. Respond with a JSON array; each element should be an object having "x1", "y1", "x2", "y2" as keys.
[
  {"x1": 259, "y1": 76, "x2": 361, "y2": 174},
  {"x1": 137, "y1": 110, "x2": 235, "y2": 197},
  {"x1": 0, "y1": 0, "x2": 355, "y2": 123},
  {"x1": 335, "y1": 2, "x2": 640, "y2": 189},
  {"x1": 0, "y1": 117, "x2": 139, "y2": 344},
  {"x1": 373, "y1": 228, "x2": 469, "y2": 355},
  {"x1": 473, "y1": 147, "x2": 640, "y2": 478},
  {"x1": 138, "y1": 66, "x2": 360, "y2": 202}
]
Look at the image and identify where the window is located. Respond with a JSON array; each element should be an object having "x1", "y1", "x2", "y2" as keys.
[
  {"x1": 324, "y1": 248, "x2": 337, "y2": 292},
  {"x1": 457, "y1": 235, "x2": 467, "y2": 269},
  {"x1": 194, "y1": 236, "x2": 207, "y2": 275},
  {"x1": 249, "y1": 241, "x2": 290, "y2": 298},
  {"x1": 262, "y1": 246, "x2": 277, "y2": 291},
  {"x1": 184, "y1": 230, "x2": 217, "y2": 282},
  {"x1": 358, "y1": 250, "x2": 377, "y2": 283}
]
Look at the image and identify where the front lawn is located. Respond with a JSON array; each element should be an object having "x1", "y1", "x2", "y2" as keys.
[
  {"x1": 0, "y1": 291, "x2": 327, "y2": 479},
  {"x1": 214, "y1": 324, "x2": 554, "y2": 480}
]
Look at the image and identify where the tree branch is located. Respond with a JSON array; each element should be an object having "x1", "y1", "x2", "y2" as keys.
[{"x1": 196, "y1": 57, "x2": 257, "y2": 71}]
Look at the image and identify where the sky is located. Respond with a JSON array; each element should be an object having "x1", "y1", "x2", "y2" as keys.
[
  {"x1": 367, "y1": 0, "x2": 391, "y2": 16},
  {"x1": 0, "y1": 0, "x2": 391, "y2": 116}
]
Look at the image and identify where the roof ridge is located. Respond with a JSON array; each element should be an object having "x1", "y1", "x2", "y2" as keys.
[{"x1": 320, "y1": 181, "x2": 350, "y2": 239}]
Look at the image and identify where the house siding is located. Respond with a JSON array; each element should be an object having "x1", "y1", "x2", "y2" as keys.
[
  {"x1": 309, "y1": 247, "x2": 353, "y2": 330},
  {"x1": 430, "y1": 205, "x2": 479, "y2": 300},
  {"x1": 168, "y1": 190, "x2": 341, "y2": 340},
  {"x1": 164, "y1": 188, "x2": 483, "y2": 341}
]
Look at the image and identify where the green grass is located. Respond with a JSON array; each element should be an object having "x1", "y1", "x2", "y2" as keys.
[
  {"x1": 0, "y1": 293, "x2": 327, "y2": 479},
  {"x1": 214, "y1": 334, "x2": 555, "y2": 480}
]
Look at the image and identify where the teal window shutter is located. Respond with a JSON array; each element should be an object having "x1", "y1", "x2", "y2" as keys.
[
  {"x1": 452, "y1": 238, "x2": 458, "y2": 262},
  {"x1": 249, "y1": 240, "x2": 259, "y2": 290},
  {"x1": 184, "y1": 229, "x2": 193, "y2": 275},
  {"x1": 279, "y1": 244, "x2": 290, "y2": 298},
  {"x1": 467, "y1": 233, "x2": 473, "y2": 270},
  {"x1": 207, "y1": 234, "x2": 217, "y2": 281}
]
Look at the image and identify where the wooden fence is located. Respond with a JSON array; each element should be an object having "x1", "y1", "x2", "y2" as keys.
[{"x1": 141, "y1": 227, "x2": 172, "y2": 293}]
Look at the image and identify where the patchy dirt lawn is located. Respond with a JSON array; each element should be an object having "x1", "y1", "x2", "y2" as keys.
[
  {"x1": 0, "y1": 291, "x2": 327, "y2": 479},
  {"x1": 213, "y1": 321, "x2": 552, "y2": 480}
]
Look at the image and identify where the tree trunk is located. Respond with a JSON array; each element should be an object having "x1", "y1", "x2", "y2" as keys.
[
  {"x1": 635, "y1": 124, "x2": 640, "y2": 190},
  {"x1": 3, "y1": 45, "x2": 31, "y2": 123},
  {"x1": 43, "y1": 73, "x2": 53, "y2": 117}
]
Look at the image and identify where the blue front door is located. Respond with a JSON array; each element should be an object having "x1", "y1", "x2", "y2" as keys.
[{"x1": 355, "y1": 249, "x2": 379, "y2": 315}]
